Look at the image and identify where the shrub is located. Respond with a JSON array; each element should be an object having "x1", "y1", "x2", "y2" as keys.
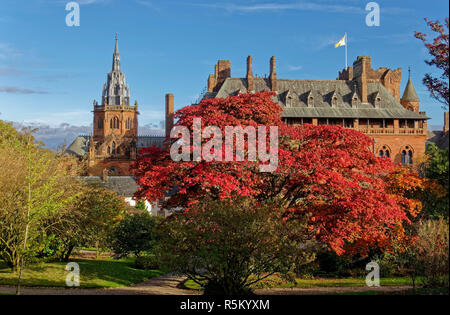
[
  {"x1": 417, "y1": 218, "x2": 449, "y2": 287},
  {"x1": 385, "y1": 217, "x2": 449, "y2": 289},
  {"x1": 155, "y1": 197, "x2": 315, "y2": 295},
  {"x1": 109, "y1": 212, "x2": 161, "y2": 258},
  {"x1": 135, "y1": 255, "x2": 160, "y2": 270}
]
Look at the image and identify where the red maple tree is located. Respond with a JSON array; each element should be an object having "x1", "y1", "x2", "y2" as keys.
[
  {"x1": 415, "y1": 18, "x2": 449, "y2": 109},
  {"x1": 132, "y1": 92, "x2": 423, "y2": 256}
]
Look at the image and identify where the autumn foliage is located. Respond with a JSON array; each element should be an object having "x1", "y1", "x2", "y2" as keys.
[
  {"x1": 415, "y1": 17, "x2": 449, "y2": 109},
  {"x1": 132, "y1": 92, "x2": 427, "y2": 256}
]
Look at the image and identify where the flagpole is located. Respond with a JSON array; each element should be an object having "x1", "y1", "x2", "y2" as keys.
[{"x1": 345, "y1": 32, "x2": 348, "y2": 70}]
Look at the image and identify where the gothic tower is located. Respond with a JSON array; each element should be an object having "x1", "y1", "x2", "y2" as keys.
[{"x1": 89, "y1": 34, "x2": 139, "y2": 175}]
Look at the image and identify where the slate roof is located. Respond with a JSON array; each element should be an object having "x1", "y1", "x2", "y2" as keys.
[
  {"x1": 66, "y1": 135, "x2": 165, "y2": 158},
  {"x1": 79, "y1": 176, "x2": 138, "y2": 196},
  {"x1": 402, "y1": 78, "x2": 420, "y2": 102},
  {"x1": 66, "y1": 135, "x2": 90, "y2": 156},
  {"x1": 206, "y1": 78, "x2": 428, "y2": 120}
]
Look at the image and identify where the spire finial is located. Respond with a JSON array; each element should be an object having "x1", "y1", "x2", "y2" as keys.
[
  {"x1": 114, "y1": 33, "x2": 119, "y2": 54},
  {"x1": 408, "y1": 66, "x2": 411, "y2": 79}
]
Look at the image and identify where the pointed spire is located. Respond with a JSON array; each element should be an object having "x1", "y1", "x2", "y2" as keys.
[
  {"x1": 114, "y1": 33, "x2": 119, "y2": 54},
  {"x1": 112, "y1": 33, "x2": 121, "y2": 71},
  {"x1": 401, "y1": 67, "x2": 419, "y2": 101}
]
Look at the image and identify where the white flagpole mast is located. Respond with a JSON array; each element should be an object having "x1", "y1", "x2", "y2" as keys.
[{"x1": 345, "y1": 32, "x2": 348, "y2": 70}]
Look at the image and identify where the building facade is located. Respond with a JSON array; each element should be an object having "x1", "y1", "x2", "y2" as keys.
[{"x1": 203, "y1": 55, "x2": 429, "y2": 166}]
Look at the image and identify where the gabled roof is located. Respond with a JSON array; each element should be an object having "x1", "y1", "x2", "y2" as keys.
[
  {"x1": 206, "y1": 78, "x2": 428, "y2": 119},
  {"x1": 65, "y1": 135, "x2": 165, "y2": 158},
  {"x1": 79, "y1": 176, "x2": 138, "y2": 196}
]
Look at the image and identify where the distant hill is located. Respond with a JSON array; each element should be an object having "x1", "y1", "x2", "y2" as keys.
[{"x1": 10, "y1": 121, "x2": 165, "y2": 150}]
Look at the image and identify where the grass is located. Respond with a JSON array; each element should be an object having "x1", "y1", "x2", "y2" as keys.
[
  {"x1": 183, "y1": 275, "x2": 413, "y2": 291},
  {"x1": 0, "y1": 257, "x2": 164, "y2": 288}
]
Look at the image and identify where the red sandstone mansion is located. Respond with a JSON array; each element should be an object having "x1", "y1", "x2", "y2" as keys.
[
  {"x1": 68, "y1": 38, "x2": 434, "y2": 175},
  {"x1": 203, "y1": 55, "x2": 429, "y2": 166}
]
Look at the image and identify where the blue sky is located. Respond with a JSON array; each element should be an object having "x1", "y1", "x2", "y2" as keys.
[{"x1": 0, "y1": 0, "x2": 448, "y2": 128}]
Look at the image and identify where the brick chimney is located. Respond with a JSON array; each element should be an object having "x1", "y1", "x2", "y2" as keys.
[
  {"x1": 246, "y1": 55, "x2": 254, "y2": 92},
  {"x1": 353, "y1": 56, "x2": 370, "y2": 103},
  {"x1": 444, "y1": 112, "x2": 449, "y2": 133},
  {"x1": 165, "y1": 93, "x2": 174, "y2": 138},
  {"x1": 207, "y1": 60, "x2": 231, "y2": 92},
  {"x1": 269, "y1": 56, "x2": 277, "y2": 92}
]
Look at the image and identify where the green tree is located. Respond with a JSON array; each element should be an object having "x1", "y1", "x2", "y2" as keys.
[
  {"x1": 110, "y1": 211, "x2": 160, "y2": 258},
  {"x1": 76, "y1": 186, "x2": 126, "y2": 259},
  {"x1": 421, "y1": 143, "x2": 449, "y2": 218},
  {"x1": 156, "y1": 198, "x2": 315, "y2": 295},
  {"x1": 0, "y1": 121, "x2": 78, "y2": 294},
  {"x1": 39, "y1": 184, "x2": 126, "y2": 261}
]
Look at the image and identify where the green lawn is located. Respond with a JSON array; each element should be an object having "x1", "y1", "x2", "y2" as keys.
[
  {"x1": 183, "y1": 275, "x2": 413, "y2": 291},
  {"x1": 0, "y1": 258, "x2": 164, "y2": 288}
]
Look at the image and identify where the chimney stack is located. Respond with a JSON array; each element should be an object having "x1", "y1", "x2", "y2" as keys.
[
  {"x1": 444, "y1": 112, "x2": 449, "y2": 133},
  {"x1": 246, "y1": 55, "x2": 254, "y2": 92},
  {"x1": 352, "y1": 56, "x2": 371, "y2": 103},
  {"x1": 269, "y1": 56, "x2": 277, "y2": 92},
  {"x1": 165, "y1": 93, "x2": 174, "y2": 138}
]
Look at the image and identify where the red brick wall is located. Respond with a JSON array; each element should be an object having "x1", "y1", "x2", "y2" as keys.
[{"x1": 372, "y1": 133, "x2": 427, "y2": 165}]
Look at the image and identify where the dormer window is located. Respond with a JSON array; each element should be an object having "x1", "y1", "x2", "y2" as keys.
[
  {"x1": 374, "y1": 92, "x2": 381, "y2": 108},
  {"x1": 307, "y1": 91, "x2": 314, "y2": 107},
  {"x1": 351, "y1": 93, "x2": 359, "y2": 108},
  {"x1": 286, "y1": 90, "x2": 293, "y2": 107},
  {"x1": 331, "y1": 92, "x2": 338, "y2": 108},
  {"x1": 287, "y1": 95, "x2": 293, "y2": 107}
]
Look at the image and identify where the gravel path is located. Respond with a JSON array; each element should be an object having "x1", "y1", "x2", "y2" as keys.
[
  {"x1": 0, "y1": 275, "x2": 412, "y2": 295},
  {"x1": 0, "y1": 274, "x2": 200, "y2": 295},
  {"x1": 255, "y1": 285, "x2": 413, "y2": 295}
]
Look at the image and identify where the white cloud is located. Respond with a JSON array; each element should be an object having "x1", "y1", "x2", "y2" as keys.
[
  {"x1": 288, "y1": 65, "x2": 302, "y2": 71},
  {"x1": 186, "y1": 1, "x2": 365, "y2": 14},
  {"x1": 136, "y1": 0, "x2": 160, "y2": 10}
]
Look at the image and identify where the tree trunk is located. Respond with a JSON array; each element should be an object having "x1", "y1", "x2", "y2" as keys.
[
  {"x1": 63, "y1": 244, "x2": 75, "y2": 262},
  {"x1": 16, "y1": 182, "x2": 31, "y2": 295},
  {"x1": 17, "y1": 148, "x2": 33, "y2": 296}
]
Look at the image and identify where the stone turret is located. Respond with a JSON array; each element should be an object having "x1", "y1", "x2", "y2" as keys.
[{"x1": 401, "y1": 68, "x2": 420, "y2": 112}]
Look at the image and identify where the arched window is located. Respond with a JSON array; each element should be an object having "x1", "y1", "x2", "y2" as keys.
[
  {"x1": 408, "y1": 150, "x2": 413, "y2": 165},
  {"x1": 332, "y1": 96, "x2": 337, "y2": 107},
  {"x1": 401, "y1": 150, "x2": 406, "y2": 164},
  {"x1": 117, "y1": 147, "x2": 120, "y2": 155},
  {"x1": 112, "y1": 142, "x2": 116, "y2": 154},
  {"x1": 107, "y1": 146, "x2": 110, "y2": 155},
  {"x1": 378, "y1": 150, "x2": 384, "y2": 157},
  {"x1": 110, "y1": 119, "x2": 113, "y2": 129},
  {"x1": 125, "y1": 118, "x2": 132, "y2": 130},
  {"x1": 401, "y1": 146, "x2": 413, "y2": 165},
  {"x1": 385, "y1": 150, "x2": 390, "y2": 158}
]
